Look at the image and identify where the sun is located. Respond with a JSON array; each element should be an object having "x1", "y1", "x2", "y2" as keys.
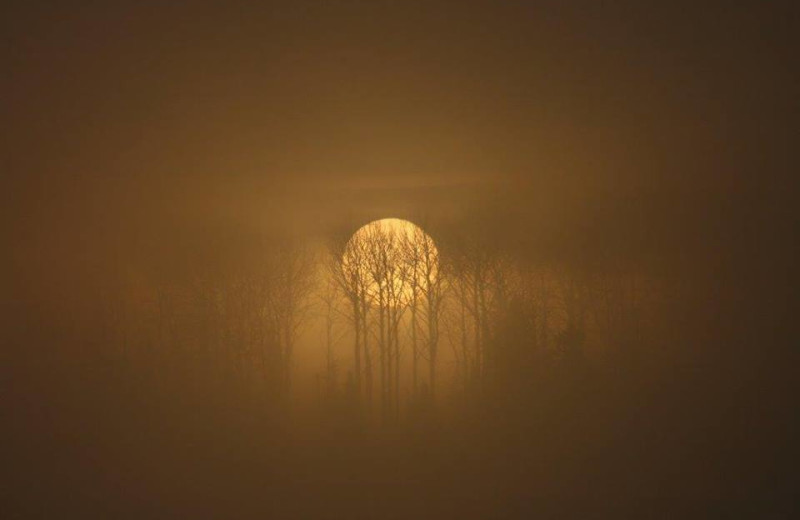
[{"x1": 341, "y1": 218, "x2": 439, "y2": 305}]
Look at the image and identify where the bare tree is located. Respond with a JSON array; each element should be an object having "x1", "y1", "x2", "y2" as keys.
[
  {"x1": 332, "y1": 220, "x2": 444, "y2": 417},
  {"x1": 317, "y1": 263, "x2": 341, "y2": 397},
  {"x1": 264, "y1": 240, "x2": 316, "y2": 395},
  {"x1": 332, "y1": 229, "x2": 374, "y2": 406},
  {"x1": 417, "y1": 226, "x2": 444, "y2": 401},
  {"x1": 362, "y1": 222, "x2": 394, "y2": 421}
]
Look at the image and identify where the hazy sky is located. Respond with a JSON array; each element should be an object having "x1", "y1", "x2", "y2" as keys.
[{"x1": 3, "y1": 1, "x2": 796, "y2": 285}]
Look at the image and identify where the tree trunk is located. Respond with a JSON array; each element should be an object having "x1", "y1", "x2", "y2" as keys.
[
  {"x1": 460, "y1": 289, "x2": 468, "y2": 390},
  {"x1": 361, "y1": 297, "x2": 372, "y2": 406},
  {"x1": 411, "y1": 302, "x2": 418, "y2": 396},
  {"x1": 393, "y1": 311, "x2": 401, "y2": 421},
  {"x1": 352, "y1": 298, "x2": 361, "y2": 398},
  {"x1": 428, "y1": 294, "x2": 438, "y2": 402},
  {"x1": 379, "y1": 290, "x2": 387, "y2": 421},
  {"x1": 386, "y1": 303, "x2": 394, "y2": 419}
]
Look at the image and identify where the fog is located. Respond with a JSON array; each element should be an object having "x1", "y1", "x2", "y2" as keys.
[{"x1": 3, "y1": 1, "x2": 797, "y2": 517}]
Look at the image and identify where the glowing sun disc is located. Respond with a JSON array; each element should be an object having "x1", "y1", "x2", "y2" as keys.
[{"x1": 341, "y1": 218, "x2": 439, "y2": 305}]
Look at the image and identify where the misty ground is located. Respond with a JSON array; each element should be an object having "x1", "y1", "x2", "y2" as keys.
[{"x1": 4, "y1": 309, "x2": 794, "y2": 518}]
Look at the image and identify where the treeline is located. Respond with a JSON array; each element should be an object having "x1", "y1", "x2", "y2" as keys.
[
  {"x1": 65, "y1": 213, "x2": 665, "y2": 427},
  {"x1": 88, "y1": 233, "x2": 316, "y2": 418},
  {"x1": 317, "y1": 217, "x2": 663, "y2": 423}
]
